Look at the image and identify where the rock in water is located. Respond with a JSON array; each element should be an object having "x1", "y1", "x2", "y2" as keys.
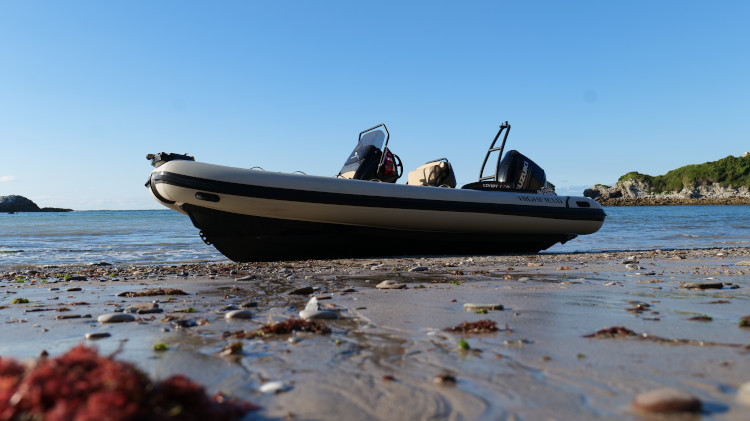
[
  {"x1": 0, "y1": 195, "x2": 72, "y2": 212},
  {"x1": 376, "y1": 280, "x2": 406, "y2": 289},
  {"x1": 0, "y1": 195, "x2": 40, "y2": 212},
  {"x1": 98, "y1": 313, "x2": 135, "y2": 323},
  {"x1": 632, "y1": 388, "x2": 701, "y2": 413},
  {"x1": 225, "y1": 310, "x2": 253, "y2": 320}
]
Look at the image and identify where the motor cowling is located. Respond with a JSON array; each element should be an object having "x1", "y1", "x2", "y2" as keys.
[{"x1": 497, "y1": 150, "x2": 546, "y2": 190}]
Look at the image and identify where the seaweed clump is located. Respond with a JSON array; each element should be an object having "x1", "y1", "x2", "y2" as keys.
[
  {"x1": 0, "y1": 345, "x2": 257, "y2": 420},
  {"x1": 444, "y1": 319, "x2": 499, "y2": 334},
  {"x1": 583, "y1": 326, "x2": 637, "y2": 338},
  {"x1": 251, "y1": 316, "x2": 331, "y2": 336},
  {"x1": 121, "y1": 287, "x2": 188, "y2": 297}
]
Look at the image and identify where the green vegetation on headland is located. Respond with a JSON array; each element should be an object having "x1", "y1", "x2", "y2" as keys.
[
  {"x1": 0, "y1": 195, "x2": 72, "y2": 213},
  {"x1": 585, "y1": 153, "x2": 750, "y2": 206},
  {"x1": 617, "y1": 154, "x2": 750, "y2": 193}
]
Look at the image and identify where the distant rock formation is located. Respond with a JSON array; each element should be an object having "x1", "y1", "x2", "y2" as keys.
[
  {"x1": 0, "y1": 195, "x2": 73, "y2": 212},
  {"x1": 584, "y1": 179, "x2": 750, "y2": 206},
  {"x1": 585, "y1": 154, "x2": 750, "y2": 206}
]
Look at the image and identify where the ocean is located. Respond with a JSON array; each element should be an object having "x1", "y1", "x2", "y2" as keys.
[{"x1": 1, "y1": 206, "x2": 749, "y2": 267}]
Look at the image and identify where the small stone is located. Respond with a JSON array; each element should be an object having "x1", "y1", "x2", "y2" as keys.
[
  {"x1": 225, "y1": 309, "x2": 253, "y2": 320},
  {"x1": 376, "y1": 280, "x2": 406, "y2": 289},
  {"x1": 305, "y1": 297, "x2": 319, "y2": 311},
  {"x1": 625, "y1": 264, "x2": 640, "y2": 271},
  {"x1": 239, "y1": 301, "x2": 258, "y2": 308},
  {"x1": 56, "y1": 314, "x2": 92, "y2": 320},
  {"x1": 66, "y1": 287, "x2": 82, "y2": 292},
  {"x1": 632, "y1": 387, "x2": 701, "y2": 413},
  {"x1": 738, "y1": 381, "x2": 750, "y2": 407},
  {"x1": 527, "y1": 262, "x2": 543, "y2": 267},
  {"x1": 735, "y1": 261, "x2": 750, "y2": 266},
  {"x1": 681, "y1": 281, "x2": 724, "y2": 290},
  {"x1": 98, "y1": 313, "x2": 135, "y2": 323},
  {"x1": 259, "y1": 381, "x2": 292, "y2": 394},
  {"x1": 289, "y1": 286, "x2": 314, "y2": 295},
  {"x1": 216, "y1": 305, "x2": 239, "y2": 313},
  {"x1": 85, "y1": 332, "x2": 111, "y2": 340},
  {"x1": 137, "y1": 308, "x2": 163, "y2": 314},
  {"x1": 408, "y1": 266, "x2": 428, "y2": 272},
  {"x1": 463, "y1": 303, "x2": 504, "y2": 311},
  {"x1": 235, "y1": 275, "x2": 256, "y2": 281},
  {"x1": 126, "y1": 302, "x2": 159, "y2": 313},
  {"x1": 299, "y1": 309, "x2": 338, "y2": 320}
]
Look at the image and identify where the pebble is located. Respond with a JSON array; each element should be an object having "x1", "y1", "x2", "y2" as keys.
[
  {"x1": 625, "y1": 264, "x2": 640, "y2": 271},
  {"x1": 681, "y1": 281, "x2": 724, "y2": 290},
  {"x1": 85, "y1": 332, "x2": 112, "y2": 340},
  {"x1": 463, "y1": 303, "x2": 504, "y2": 311},
  {"x1": 66, "y1": 287, "x2": 83, "y2": 292},
  {"x1": 289, "y1": 286, "x2": 314, "y2": 295},
  {"x1": 305, "y1": 297, "x2": 319, "y2": 311},
  {"x1": 235, "y1": 275, "x2": 256, "y2": 281},
  {"x1": 259, "y1": 381, "x2": 292, "y2": 394},
  {"x1": 225, "y1": 309, "x2": 253, "y2": 320},
  {"x1": 527, "y1": 262, "x2": 543, "y2": 267},
  {"x1": 376, "y1": 280, "x2": 406, "y2": 289},
  {"x1": 738, "y1": 381, "x2": 750, "y2": 406},
  {"x1": 299, "y1": 309, "x2": 338, "y2": 320},
  {"x1": 216, "y1": 304, "x2": 239, "y2": 313},
  {"x1": 56, "y1": 314, "x2": 92, "y2": 320},
  {"x1": 98, "y1": 313, "x2": 135, "y2": 323},
  {"x1": 126, "y1": 302, "x2": 160, "y2": 313},
  {"x1": 735, "y1": 261, "x2": 750, "y2": 266},
  {"x1": 408, "y1": 266, "x2": 428, "y2": 272},
  {"x1": 239, "y1": 301, "x2": 258, "y2": 308},
  {"x1": 137, "y1": 308, "x2": 164, "y2": 314},
  {"x1": 632, "y1": 387, "x2": 701, "y2": 413}
]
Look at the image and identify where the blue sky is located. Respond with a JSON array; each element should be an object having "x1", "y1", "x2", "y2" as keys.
[{"x1": 1, "y1": 1, "x2": 748, "y2": 210}]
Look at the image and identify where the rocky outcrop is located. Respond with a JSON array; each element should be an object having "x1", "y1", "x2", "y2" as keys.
[
  {"x1": 584, "y1": 181, "x2": 750, "y2": 206},
  {"x1": 0, "y1": 195, "x2": 73, "y2": 212}
]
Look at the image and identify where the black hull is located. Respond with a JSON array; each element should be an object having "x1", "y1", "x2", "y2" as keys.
[{"x1": 181, "y1": 204, "x2": 577, "y2": 262}]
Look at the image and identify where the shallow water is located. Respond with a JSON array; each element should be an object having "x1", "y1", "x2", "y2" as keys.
[
  {"x1": 1, "y1": 206, "x2": 749, "y2": 267},
  {"x1": 549, "y1": 205, "x2": 750, "y2": 253},
  {"x1": 0, "y1": 210, "x2": 225, "y2": 266}
]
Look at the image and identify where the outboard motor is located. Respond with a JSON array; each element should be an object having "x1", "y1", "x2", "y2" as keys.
[{"x1": 496, "y1": 150, "x2": 546, "y2": 190}]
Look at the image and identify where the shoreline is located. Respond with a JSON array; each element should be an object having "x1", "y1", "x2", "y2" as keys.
[
  {"x1": 593, "y1": 197, "x2": 750, "y2": 206},
  {"x1": 2, "y1": 248, "x2": 750, "y2": 420}
]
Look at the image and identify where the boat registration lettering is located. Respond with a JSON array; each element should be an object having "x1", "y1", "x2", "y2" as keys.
[{"x1": 517, "y1": 195, "x2": 564, "y2": 204}]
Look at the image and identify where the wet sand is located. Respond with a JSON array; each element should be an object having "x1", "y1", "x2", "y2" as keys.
[{"x1": 2, "y1": 248, "x2": 750, "y2": 420}]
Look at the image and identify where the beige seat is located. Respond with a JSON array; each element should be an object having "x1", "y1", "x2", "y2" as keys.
[{"x1": 407, "y1": 158, "x2": 456, "y2": 187}]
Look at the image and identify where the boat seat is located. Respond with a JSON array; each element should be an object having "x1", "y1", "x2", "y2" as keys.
[{"x1": 407, "y1": 158, "x2": 456, "y2": 188}]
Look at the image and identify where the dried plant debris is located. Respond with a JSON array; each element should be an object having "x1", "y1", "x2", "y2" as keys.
[
  {"x1": 231, "y1": 317, "x2": 331, "y2": 338},
  {"x1": 584, "y1": 326, "x2": 750, "y2": 348},
  {"x1": 118, "y1": 288, "x2": 188, "y2": 297},
  {"x1": 0, "y1": 345, "x2": 257, "y2": 420},
  {"x1": 444, "y1": 319, "x2": 500, "y2": 334}
]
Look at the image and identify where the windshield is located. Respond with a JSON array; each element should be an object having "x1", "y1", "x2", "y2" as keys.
[{"x1": 342, "y1": 129, "x2": 385, "y2": 167}]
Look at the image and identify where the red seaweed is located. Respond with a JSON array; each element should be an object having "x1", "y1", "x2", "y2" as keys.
[
  {"x1": 444, "y1": 319, "x2": 499, "y2": 334},
  {"x1": 250, "y1": 316, "x2": 331, "y2": 336},
  {"x1": 0, "y1": 345, "x2": 257, "y2": 420}
]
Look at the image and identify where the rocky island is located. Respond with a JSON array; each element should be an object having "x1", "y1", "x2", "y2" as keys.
[
  {"x1": 585, "y1": 153, "x2": 750, "y2": 206},
  {"x1": 0, "y1": 195, "x2": 73, "y2": 213}
]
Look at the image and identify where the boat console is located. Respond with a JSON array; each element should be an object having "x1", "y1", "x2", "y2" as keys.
[
  {"x1": 337, "y1": 124, "x2": 403, "y2": 183},
  {"x1": 461, "y1": 122, "x2": 556, "y2": 194}
]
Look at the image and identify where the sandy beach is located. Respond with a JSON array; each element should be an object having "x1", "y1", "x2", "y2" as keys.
[{"x1": 2, "y1": 248, "x2": 750, "y2": 420}]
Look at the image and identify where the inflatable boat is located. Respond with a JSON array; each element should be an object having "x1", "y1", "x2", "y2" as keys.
[{"x1": 146, "y1": 122, "x2": 605, "y2": 261}]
